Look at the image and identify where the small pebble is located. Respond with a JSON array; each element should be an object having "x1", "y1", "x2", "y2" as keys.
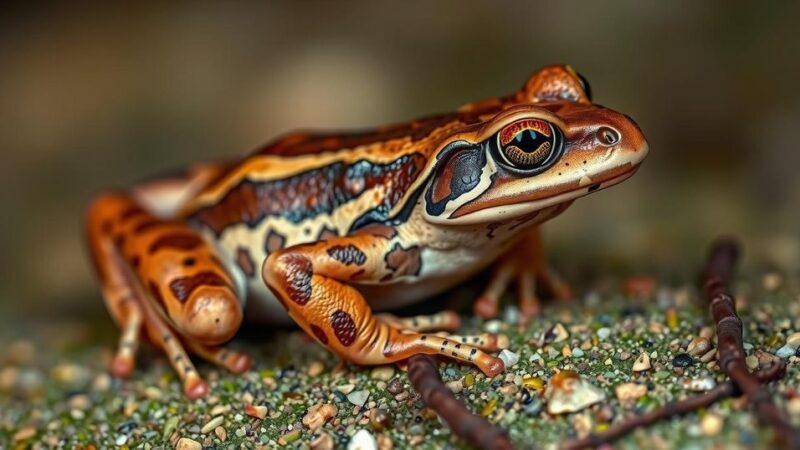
[
  {"x1": 370, "y1": 366, "x2": 395, "y2": 381},
  {"x1": 687, "y1": 337, "x2": 712, "y2": 356},
  {"x1": 572, "y1": 347, "x2": 585, "y2": 358},
  {"x1": 746, "y1": 355, "x2": 759, "y2": 370},
  {"x1": 311, "y1": 432, "x2": 335, "y2": 450},
  {"x1": 446, "y1": 380, "x2": 463, "y2": 393},
  {"x1": 244, "y1": 404, "x2": 268, "y2": 419},
  {"x1": 368, "y1": 408, "x2": 391, "y2": 431},
  {"x1": 672, "y1": 353, "x2": 694, "y2": 368},
  {"x1": 498, "y1": 349, "x2": 519, "y2": 368},
  {"x1": 201, "y1": 416, "x2": 224, "y2": 434},
  {"x1": 347, "y1": 429, "x2": 377, "y2": 450},
  {"x1": 787, "y1": 331, "x2": 800, "y2": 348},
  {"x1": 214, "y1": 426, "x2": 227, "y2": 442},
  {"x1": 484, "y1": 320, "x2": 503, "y2": 333},
  {"x1": 13, "y1": 426, "x2": 36, "y2": 442},
  {"x1": 615, "y1": 383, "x2": 647, "y2": 404},
  {"x1": 701, "y1": 413, "x2": 723, "y2": 436},
  {"x1": 684, "y1": 376, "x2": 716, "y2": 392},
  {"x1": 386, "y1": 378, "x2": 404, "y2": 394},
  {"x1": 307, "y1": 361, "x2": 325, "y2": 377},
  {"x1": 776, "y1": 345, "x2": 796, "y2": 359},
  {"x1": 700, "y1": 348, "x2": 717, "y2": 363},
  {"x1": 278, "y1": 429, "x2": 301, "y2": 446},
  {"x1": 597, "y1": 328, "x2": 611, "y2": 340},
  {"x1": 632, "y1": 352, "x2": 651, "y2": 372},
  {"x1": 545, "y1": 371, "x2": 605, "y2": 414},
  {"x1": 337, "y1": 384, "x2": 356, "y2": 395},
  {"x1": 175, "y1": 437, "x2": 202, "y2": 450},
  {"x1": 303, "y1": 403, "x2": 338, "y2": 430},
  {"x1": 347, "y1": 390, "x2": 370, "y2": 407},
  {"x1": 548, "y1": 323, "x2": 569, "y2": 343}
]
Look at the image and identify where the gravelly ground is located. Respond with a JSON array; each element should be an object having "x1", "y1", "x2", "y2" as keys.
[{"x1": 2, "y1": 272, "x2": 799, "y2": 450}]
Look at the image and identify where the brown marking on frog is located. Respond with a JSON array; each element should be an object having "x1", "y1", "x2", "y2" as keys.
[
  {"x1": 331, "y1": 310, "x2": 356, "y2": 347},
  {"x1": 278, "y1": 254, "x2": 313, "y2": 305},
  {"x1": 384, "y1": 243, "x2": 422, "y2": 277},
  {"x1": 310, "y1": 324, "x2": 329, "y2": 345},
  {"x1": 326, "y1": 244, "x2": 367, "y2": 266},
  {"x1": 169, "y1": 271, "x2": 231, "y2": 304},
  {"x1": 235, "y1": 247, "x2": 255, "y2": 277},
  {"x1": 148, "y1": 233, "x2": 204, "y2": 254}
]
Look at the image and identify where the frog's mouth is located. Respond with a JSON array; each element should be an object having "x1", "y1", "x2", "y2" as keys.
[{"x1": 433, "y1": 164, "x2": 641, "y2": 226}]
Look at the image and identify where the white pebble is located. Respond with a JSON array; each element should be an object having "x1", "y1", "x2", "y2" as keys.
[
  {"x1": 776, "y1": 345, "x2": 796, "y2": 358},
  {"x1": 347, "y1": 390, "x2": 370, "y2": 407},
  {"x1": 498, "y1": 349, "x2": 519, "y2": 368},
  {"x1": 484, "y1": 320, "x2": 503, "y2": 334},
  {"x1": 597, "y1": 328, "x2": 611, "y2": 340},
  {"x1": 347, "y1": 429, "x2": 377, "y2": 450}
]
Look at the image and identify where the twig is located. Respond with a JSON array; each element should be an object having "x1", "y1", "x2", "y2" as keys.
[
  {"x1": 407, "y1": 354, "x2": 515, "y2": 450},
  {"x1": 559, "y1": 362, "x2": 786, "y2": 450},
  {"x1": 703, "y1": 238, "x2": 800, "y2": 449}
]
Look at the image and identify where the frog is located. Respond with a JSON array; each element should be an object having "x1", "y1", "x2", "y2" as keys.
[{"x1": 86, "y1": 65, "x2": 648, "y2": 398}]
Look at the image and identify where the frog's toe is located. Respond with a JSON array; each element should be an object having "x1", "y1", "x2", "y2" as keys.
[
  {"x1": 184, "y1": 377, "x2": 210, "y2": 400},
  {"x1": 110, "y1": 354, "x2": 135, "y2": 378},
  {"x1": 473, "y1": 296, "x2": 500, "y2": 319}
]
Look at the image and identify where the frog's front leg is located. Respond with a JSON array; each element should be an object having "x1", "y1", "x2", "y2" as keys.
[
  {"x1": 474, "y1": 227, "x2": 573, "y2": 325},
  {"x1": 263, "y1": 235, "x2": 505, "y2": 377}
]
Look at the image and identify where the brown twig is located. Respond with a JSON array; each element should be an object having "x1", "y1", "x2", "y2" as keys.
[
  {"x1": 702, "y1": 237, "x2": 800, "y2": 449},
  {"x1": 559, "y1": 362, "x2": 786, "y2": 450},
  {"x1": 407, "y1": 354, "x2": 515, "y2": 450}
]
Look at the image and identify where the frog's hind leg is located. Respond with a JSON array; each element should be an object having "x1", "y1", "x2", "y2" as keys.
[
  {"x1": 184, "y1": 341, "x2": 252, "y2": 374},
  {"x1": 86, "y1": 189, "x2": 245, "y2": 398},
  {"x1": 264, "y1": 235, "x2": 505, "y2": 377}
]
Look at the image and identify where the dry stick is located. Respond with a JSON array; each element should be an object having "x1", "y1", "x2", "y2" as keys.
[
  {"x1": 560, "y1": 363, "x2": 786, "y2": 450},
  {"x1": 407, "y1": 354, "x2": 515, "y2": 450},
  {"x1": 703, "y1": 238, "x2": 800, "y2": 449}
]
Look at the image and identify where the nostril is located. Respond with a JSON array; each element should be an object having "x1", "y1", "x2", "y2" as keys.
[{"x1": 597, "y1": 127, "x2": 620, "y2": 146}]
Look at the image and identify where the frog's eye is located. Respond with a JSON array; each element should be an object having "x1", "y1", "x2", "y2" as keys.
[{"x1": 496, "y1": 119, "x2": 562, "y2": 171}]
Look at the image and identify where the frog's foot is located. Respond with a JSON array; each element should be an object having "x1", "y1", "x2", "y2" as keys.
[
  {"x1": 433, "y1": 332, "x2": 510, "y2": 352},
  {"x1": 185, "y1": 341, "x2": 252, "y2": 374},
  {"x1": 375, "y1": 310, "x2": 461, "y2": 332},
  {"x1": 473, "y1": 231, "x2": 573, "y2": 326}
]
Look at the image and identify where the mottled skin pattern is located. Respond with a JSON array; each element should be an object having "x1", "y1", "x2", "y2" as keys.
[{"x1": 86, "y1": 65, "x2": 648, "y2": 398}]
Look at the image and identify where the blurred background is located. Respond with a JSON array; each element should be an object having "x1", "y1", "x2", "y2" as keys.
[{"x1": 2, "y1": 1, "x2": 799, "y2": 327}]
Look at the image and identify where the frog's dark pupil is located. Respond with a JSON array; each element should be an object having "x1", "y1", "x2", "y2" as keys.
[{"x1": 510, "y1": 129, "x2": 548, "y2": 153}]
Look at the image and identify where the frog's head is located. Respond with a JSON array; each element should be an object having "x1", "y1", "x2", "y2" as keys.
[{"x1": 422, "y1": 65, "x2": 648, "y2": 225}]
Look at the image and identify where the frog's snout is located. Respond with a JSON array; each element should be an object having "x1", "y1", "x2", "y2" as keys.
[{"x1": 182, "y1": 286, "x2": 243, "y2": 345}]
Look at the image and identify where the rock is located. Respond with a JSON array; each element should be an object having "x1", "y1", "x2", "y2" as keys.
[
  {"x1": 787, "y1": 332, "x2": 800, "y2": 348},
  {"x1": 498, "y1": 349, "x2": 519, "y2": 368},
  {"x1": 776, "y1": 345, "x2": 797, "y2": 359},
  {"x1": 572, "y1": 347, "x2": 585, "y2": 358},
  {"x1": 484, "y1": 320, "x2": 503, "y2": 334},
  {"x1": 545, "y1": 370, "x2": 606, "y2": 414},
  {"x1": 597, "y1": 327, "x2": 611, "y2": 340},
  {"x1": 370, "y1": 366, "x2": 395, "y2": 381},
  {"x1": 684, "y1": 376, "x2": 716, "y2": 392},
  {"x1": 307, "y1": 361, "x2": 325, "y2": 377},
  {"x1": 311, "y1": 432, "x2": 335, "y2": 450},
  {"x1": 762, "y1": 273, "x2": 782, "y2": 291},
  {"x1": 304, "y1": 403, "x2": 338, "y2": 430},
  {"x1": 201, "y1": 416, "x2": 224, "y2": 434},
  {"x1": 615, "y1": 383, "x2": 647, "y2": 404},
  {"x1": 337, "y1": 384, "x2": 356, "y2": 395},
  {"x1": 368, "y1": 408, "x2": 391, "y2": 431},
  {"x1": 244, "y1": 404, "x2": 268, "y2": 419},
  {"x1": 386, "y1": 378, "x2": 404, "y2": 395},
  {"x1": 672, "y1": 353, "x2": 694, "y2": 368},
  {"x1": 347, "y1": 390, "x2": 370, "y2": 407},
  {"x1": 214, "y1": 426, "x2": 227, "y2": 442},
  {"x1": 687, "y1": 337, "x2": 712, "y2": 356},
  {"x1": 547, "y1": 323, "x2": 569, "y2": 343},
  {"x1": 701, "y1": 413, "x2": 723, "y2": 436},
  {"x1": 347, "y1": 429, "x2": 377, "y2": 450},
  {"x1": 632, "y1": 352, "x2": 651, "y2": 372},
  {"x1": 700, "y1": 348, "x2": 717, "y2": 363},
  {"x1": 746, "y1": 355, "x2": 759, "y2": 370},
  {"x1": 176, "y1": 437, "x2": 202, "y2": 450},
  {"x1": 377, "y1": 432, "x2": 393, "y2": 450},
  {"x1": 446, "y1": 380, "x2": 463, "y2": 393}
]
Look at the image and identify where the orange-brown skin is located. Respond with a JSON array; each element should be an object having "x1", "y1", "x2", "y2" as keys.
[{"x1": 85, "y1": 65, "x2": 648, "y2": 398}]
